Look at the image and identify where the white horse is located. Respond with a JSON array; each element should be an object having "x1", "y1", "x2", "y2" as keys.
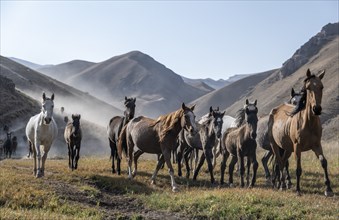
[{"x1": 26, "y1": 92, "x2": 58, "y2": 178}]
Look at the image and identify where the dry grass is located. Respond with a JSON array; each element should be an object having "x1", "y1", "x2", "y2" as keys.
[{"x1": 0, "y1": 142, "x2": 338, "y2": 219}]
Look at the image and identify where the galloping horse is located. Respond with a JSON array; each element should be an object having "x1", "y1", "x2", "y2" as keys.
[
  {"x1": 107, "y1": 96, "x2": 136, "y2": 174},
  {"x1": 220, "y1": 99, "x2": 258, "y2": 187},
  {"x1": 268, "y1": 69, "x2": 333, "y2": 196},
  {"x1": 118, "y1": 103, "x2": 197, "y2": 192},
  {"x1": 177, "y1": 106, "x2": 224, "y2": 183},
  {"x1": 64, "y1": 114, "x2": 82, "y2": 170},
  {"x1": 258, "y1": 88, "x2": 304, "y2": 185},
  {"x1": 26, "y1": 92, "x2": 58, "y2": 178}
]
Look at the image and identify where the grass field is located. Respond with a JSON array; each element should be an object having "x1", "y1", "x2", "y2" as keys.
[{"x1": 0, "y1": 142, "x2": 338, "y2": 219}]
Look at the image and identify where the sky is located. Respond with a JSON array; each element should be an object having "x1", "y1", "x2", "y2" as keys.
[{"x1": 1, "y1": 1, "x2": 338, "y2": 80}]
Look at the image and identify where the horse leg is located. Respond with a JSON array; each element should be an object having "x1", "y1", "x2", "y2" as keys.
[
  {"x1": 280, "y1": 149, "x2": 291, "y2": 191},
  {"x1": 193, "y1": 152, "x2": 206, "y2": 181},
  {"x1": 41, "y1": 148, "x2": 48, "y2": 176},
  {"x1": 250, "y1": 154, "x2": 258, "y2": 188},
  {"x1": 183, "y1": 147, "x2": 193, "y2": 179},
  {"x1": 109, "y1": 139, "x2": 116, "y2": 174},
  {"x1": 285, "y1": 159, "x2": 292, "y2": 189},
  {"x1": 204, "y1": 148, "x2": 215, "y2": 184},
  {"x1": 177, "y1": 141, "x2": 184, "y2": 177},
  {"x1": 294, "y1": 149, "x2": 302, "y2": 195},
  {"x1": 67, "y1": 143, "x2": 72, "y2": 169},
  {"x1": 151, "y1": 154, "x2": 165, "y2": 185},
  {"x1": 127, "y1": 142, "x2": 134, "y2": 179},
  {"x1": 261, "y1": 150, "x2": 272, "y2": 181},
  {"x1": 30, "y1": 142, "x2": 37, "y2": 176},
  {"x1": 246, "y1": 157, "x2": 251, "y2": 187},
  {"x1": 220, "y1": 150, "x2": 229, "y2": 185},
  {"x1": 238, "y1": 153, "x2": 245, "y2": 188},
  {"x1": 74, "y1": 143, "x2": 81, "y2": 170},
  {"x1": 163, "y1": 148, "x2": 179, "y2": 192},
  {"x1": 34, "y1": 138, "x2": 42, "y2": 178},
  {"x1": 132, "y1": 150, "x2": 143, "y2": 177},
  {"x1": 312, "y1": 147, "x2": 333, "y2": 197},
  {"x1": 228, "y1": 155, "x2": 237, "y2": 187}
]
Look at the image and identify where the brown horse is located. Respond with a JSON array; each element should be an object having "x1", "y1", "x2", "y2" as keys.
[
  {"x1": 220, "y1": 99, "x2": 258, "y2": 187},
  {"x1": 268, "y1": 69, "x2": 333, "y2": 196},
  {"x1": 107, "y1": 97, "x2": 136, "y2": 174},
  {"x1": 64, "y1": 114, "x2": 82, "y2": 170},
  {"x1": 118, "y1": 103, "x2": 197, "y2": 192}
]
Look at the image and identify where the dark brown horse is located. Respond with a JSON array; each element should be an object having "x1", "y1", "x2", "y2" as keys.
[
  {"x1": 220, "y1": 99, "x2": 258, "y2": 187},
  {"x1": 268, "y1": 69, "x2": 333, "y2": 196},
  {"x1": 3, "y1": 132, "x2": 12, "y2": 158},
  {"x1": 107, "y1": 97, "x2": 136, "y2": 174},
  {"x1": 177, "y1": 106, "x2": 224, "y2": 183},
  {"x1": 118, "y1": 103, "x2": 197, "y2": 192},
  {"x1": 64, "y1": 114, "x2": 82, "y2": 170}
]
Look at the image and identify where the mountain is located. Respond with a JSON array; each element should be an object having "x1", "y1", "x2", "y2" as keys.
[
  {"x1": 63, "y1": 51, "x2": 209, "y2": 117},
  {"x1": 182, "y1": 74, "x2": 251, "y2": 90},
  {"x1": 8, "y1": 57, "x2": 44, "y2": 70},
  {"x1": 190, "y1": 69, "x2": 276, "y2": 117},
  {"x1": 37, "y1": 60, "x2": 95, "y2": 82},
  {"x1": 196, "y1": 22, "x2": 338, "y2": 143},
  {"x1": 0, "y1": 56, "x2": 122, "y2": 127}
]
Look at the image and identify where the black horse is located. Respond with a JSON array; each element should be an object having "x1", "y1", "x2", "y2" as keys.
[
  {"x1": 177, "y1": 106, "x2": 225, "y2": 184},
  {"x1": 64, "y1": 114, "x2": 82, "y2": 170},
  {"x1": 107, "y1": 96, "x2": 136, "y2": 174},
  {"x1": 3, "y1": 132, "x2": 12, "y2": 158}
]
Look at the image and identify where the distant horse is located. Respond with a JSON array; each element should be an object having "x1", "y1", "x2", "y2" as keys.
[
  {"x1": 177, "y1": 106, "x2": 224, "y2": 184},
  {"x1": 258, "y1": 88, "x2": 305, "y2": 185},
  {"x1": 107, "y1": 96, "x2": 136, "y2": 174},
  {"x1": 118, "y1": 103, "x2": 197, "y2": 192},
  {"x1": 3, "y1": 132, "x2": 12, "y2": 158},
  {"x1": 268, "y1": 69, "x2": 333, "y2": 196},
  {"x1": 64, "y1": 114, "x2": 82, "y2": 170},
  {"x1": 25, "y1": 92, "x2": 58, "y2": 178},
  {"x1": 11, "y1": 136, "x2": 17, "y2": 155},
  {"x1": 220, "y1": 99, "x2": 258, "y2": 187}
]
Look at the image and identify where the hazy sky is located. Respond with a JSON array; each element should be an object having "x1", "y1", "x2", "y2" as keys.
[{"x1": 1, "y1": 1, "x2": 338, "y2": 80}]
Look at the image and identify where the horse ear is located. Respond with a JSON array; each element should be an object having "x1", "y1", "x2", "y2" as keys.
[
  {"x1": 306, "y1": 69, "x2": 311, "y2": 78},
  {"x1": 78, "y1": 114, "x2": 81, "y2": 120},
  {"x1": 246, "y1": 99, "x2": 249, "y2": 105},
  {"x1": 51, "y1": 93, "x2": 54, "y2": 100},
  {"x1": 209, "y1": 106, "x2": 213, "y2": 113},
  {"x1": 318, "y1": 70, "x2": 325, "y2": 80},
  {"x1": 254, "y1": 100, "x2": 257, "y2": 106},
  {"x1": 42, "y1": 92, "x2": 46, "y2": 101},
  {"x1": 125, "y1": 96, "x2": 127, "y2": 101},
  {"x1": 291, "y1": 88, "x2": 295, "y2": 97},
  {"x1": 72, "y1": 114, "x2": 75, "y2": 120},
  {"x1": 182, "y1": 103, "x2": 186, "y2": 110},
  {"x1": 216, "y1": 107, "x2": 219, "y2": 111},
  {"x1": 133, "y1": 98, "x2": 136, "y2": 103},
  {"x1": 222, "y1": 111, "x2": 226, "y2": 117},
  {"x1": 190, "y1": 104, "x2": 196, "y2": 111}
]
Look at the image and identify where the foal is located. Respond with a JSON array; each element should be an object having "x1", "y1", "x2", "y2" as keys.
[{"x1": 64, "y1": 114, "x2": 82, "y2": 170}]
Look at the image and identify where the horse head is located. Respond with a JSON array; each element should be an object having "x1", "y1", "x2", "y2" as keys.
[
  {"x1": 71, "y1": 114, "x2": 81, "y2": 137},
  {"x1": 124, "y1": 96, "x2": 136, "y2": 120},
  {"x1": 304, "y1": 69, "x2": 325, "y2": 115},
  {"x1": 209, "y1": 106, "x2": 225, "y2": 138},
  {"x1": 244, "y1": 99, "x2": 258, "y2": 140},
  {"x1": 181, "y1": 103, "x2": 197, "y2": 134},
  {"x1": 42, "y1": 92, "x2": 55, "y2": 124}
]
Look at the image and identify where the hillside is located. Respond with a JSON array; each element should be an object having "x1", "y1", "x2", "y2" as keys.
[
  {"x1": 0, "y1": 56, "x2": 122, "y2": 127},
  {"x1": 225, "y1": 23, "x2": 338, "y2": 142},
  {"x1": 191, "y1": 69, "x2": 276, "y2": 117},
  {"x1": 61, "y1": 51, "x2": 208, "y2": 117},
  {"x1": 37, "y1": 59, "x2": 95, "y2": 82}
]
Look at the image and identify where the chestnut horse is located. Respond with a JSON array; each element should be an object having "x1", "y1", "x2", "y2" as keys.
[
  {"x1": 268, "y1": 69, "x2": 333, "y2": 196},
  {"x1": 118, "y1": 103, "x2": 197, "y2": 192}
]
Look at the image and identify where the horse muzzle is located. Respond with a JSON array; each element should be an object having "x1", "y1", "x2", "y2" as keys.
[
  {"x1": 251, "y1": 132, "x2": 257, "y2": 140},
  {"x1": 216, "y1": 132, "x2": 221, "y2": 139},
  {"x1": 313, "y1": 105, "x2": 322, "y2": 115},
  {"x1": 44, "y1": 118, "x2": 52, "y2": 124}
]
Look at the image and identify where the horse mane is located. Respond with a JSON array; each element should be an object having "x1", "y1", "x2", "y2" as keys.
[
  {"x1": 233, "y1": 108, "x2": 246, "y2": 128},
  {"x1": 151, "y1": 108, "x2": 184, "y2": 142}
]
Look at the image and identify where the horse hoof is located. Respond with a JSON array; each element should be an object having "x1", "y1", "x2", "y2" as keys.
[
  {"x1": 325, "y1": 191, "x2": 334, "y2": 197},
  {"x1": 172, "y1": 186, "x2": 179, "y2": 192},
  {"x1": 151, "y1": 180, "x2": 156, "y2": 185},
  {"x1": 229, "y1": 183, "x2": 234, "y2": 188},
  {"x1": 296, "y1": 191, "x2": 302, "y2": 196}
]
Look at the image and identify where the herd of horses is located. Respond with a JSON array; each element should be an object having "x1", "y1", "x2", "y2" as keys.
[{"x1": 18, "y1": 69, "x2": 333, "y2": 196}]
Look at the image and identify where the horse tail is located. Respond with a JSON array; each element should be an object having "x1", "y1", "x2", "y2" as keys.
[{"x1": 117, "y1": 124, "x2": 128, "y2": 160}]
